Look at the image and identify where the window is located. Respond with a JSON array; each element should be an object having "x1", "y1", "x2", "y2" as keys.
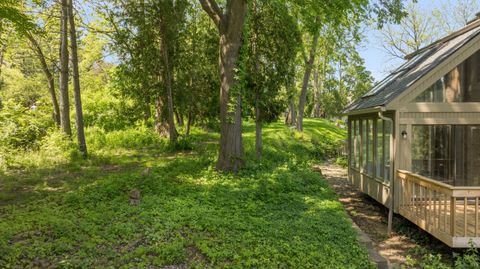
[
  {"x1": 367, "y1": 119, "x2": 374, "y2": 175},
  {"x1": 354, "y1": 120, "x2": 360, "y2": 169},
  {"x1": 415, "y1": 50, "x2": 480, "y2": 103},
  {"x1": 361, "y1": 120, "x2": 367, "y2": 171},
  {"x1": 375, "y1": 119, "x2": 384, "y2": 179},
  {"x1": 384, "y1": 121, "x2": 392, "y2": 181},
  {"x1": 411, "y1": 125, "x2": 480, "y2": 186},
  {"x1": 349, "y1": 120, "x2": 354, "y2": 168}
]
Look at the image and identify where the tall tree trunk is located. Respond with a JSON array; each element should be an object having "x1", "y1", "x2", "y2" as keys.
[
  {"x1": 255, "y1": 93, "x2": 262, "y2": 159},
  {"x1": 0, "y1": 38, "x2": 7, "y2": 96},
  {"x1": 59, "y1": 0, "x2": 71, "y2": 136},
  {"x1": 26, "y1": 33, "x2": 61, "y2": 127},
  {"x1": 186, "y1": 109, "x2": 193, "y2": 136},
  {"x1": 312, "y1": 67, "x2": 321, "y2": 118},
  {"x1": 67, "y1": 0, "x2": 87, "y2": 157},
  {"x1": 159, "y1": 21, "x2": 177, "y2": 143},
  {"x1": 297, "y1": 26, "x2": 320, "y2": 132},
  {"x1": 154, "y1": 96, "x2": 169, "y2": 137},
  {"x1": 174, "y1": 109, "x2": 184, "y2": 126},
  {"x1": 200, "y1": 0, "x2": 247, "y2": 173},
  {"x1": 285, "y1": 96, "x2": 296, "y2": 126}
]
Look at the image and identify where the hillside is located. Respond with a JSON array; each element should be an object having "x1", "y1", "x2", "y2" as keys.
[{"x1": 0, "y1": 119, "x2": 374, "y2": 268}]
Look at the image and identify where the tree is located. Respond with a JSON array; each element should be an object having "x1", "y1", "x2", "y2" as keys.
[
  {"x1": 154, "y1": 0, "x2": 188, "y2": 143},
  {"x1": 0, "y1": 0, "x2": 36, "y2": 33},
  {"x1": 434, "y1": 0, "x2": 480, "y2": 34},
  {"x1": 199, "y1": 0, "x2": 247, "y2": 172},
  {"x1": 379, "y1": 3, "x2": 438, "y2": 60},
  {"x1": 241, "y1": 0, "x2": 300, "y2": 158},
  {"x1": 101, "y1": 0, "x2": 187, "y2": 142},
  {"x1": 297, "y1": 21, "x2": 320, "y2": 131},
  {"x1": 59, "y1": 0, "x2": 72, "y2": 136},
  {"x1": 175, "y1": 3, "x2": 219, "y2": 134},
  {"x1": 294, "y1": 0, "x2": 408, "y2": 131},
  {"x1": 25, "y1": 33, "x2": 61, "y2": 127},
  {"x1": 68, "y1": 0, "x2": 87, "y2": 157}
]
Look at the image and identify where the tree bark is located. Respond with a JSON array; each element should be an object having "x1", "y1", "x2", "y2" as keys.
[
  {"x1": 255, "y1": 94, "x2": 262, "y2": 159},
  {"x1": 297, "y1": 25, "x2": 320, "y2": 131},
  {"x1": 67, "y1": 0, "x2": 87, "y2": 157},
  {"x1": 311, "y1": 67, "x2": 321, "y2": 118},
  {"x1": 0, "y1": 37, "x2": 7, "y2": 99},
  {"x1": 174, "y1": 109, "x2": 184, "y2": 126},
  {"x1": 159, "y1": 20, "x2": 177, "y2": 143},
  {"x1": 154, "y1": 96, "x2": 169, "y2": 137},
  {"x1": 285, "y1": 97, "x2": 296, "y2": 126},
  {"x1": 200, "y1": 0, "x2": 247, "y2": 173},
  {"x1": 59, "y1": 0, "x2": 72, "y2": 136},
  {"x1": 185, "y1": 109, "x2": 192, "y2": 136},
  {"x1": 26, "y1": 33, "x2": 61, "y2": 126}
]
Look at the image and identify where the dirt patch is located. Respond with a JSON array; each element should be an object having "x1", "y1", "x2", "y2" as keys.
[{"x1": 316, "y1": 163, "x2": 453, "y2": 267}]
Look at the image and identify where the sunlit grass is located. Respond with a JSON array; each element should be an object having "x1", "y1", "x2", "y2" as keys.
[{"x1": 0, "y1": 118, "x2": 373, "y2": 268}]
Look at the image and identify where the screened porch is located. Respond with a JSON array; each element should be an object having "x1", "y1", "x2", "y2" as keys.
[
  {"x1": 348, "y1": 114, "x2": 394, "y2": 206},
  {"x1": 396, "y1": 124, "x2": 480, "y2": 247}
]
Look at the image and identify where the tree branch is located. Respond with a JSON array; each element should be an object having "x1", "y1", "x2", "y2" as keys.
[{"x1": 199, "y1": 0, "x2": 223, "y2": 29}]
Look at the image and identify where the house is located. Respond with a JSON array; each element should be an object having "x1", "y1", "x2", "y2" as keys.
[{"x1": 343, "y1": 17, "x2": 480, "y2": 248}]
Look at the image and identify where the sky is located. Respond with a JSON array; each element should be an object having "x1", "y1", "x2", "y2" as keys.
[{"x1": 358, "y1": 0, "x2": 452, "y2": 81}]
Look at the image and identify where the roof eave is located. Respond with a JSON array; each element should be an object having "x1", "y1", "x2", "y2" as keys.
[{"x1": 341, "y1": 106, "x2": 384, "y2": 116}]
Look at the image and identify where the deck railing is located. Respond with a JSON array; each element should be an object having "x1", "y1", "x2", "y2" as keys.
[{"x1": 397, "y1": 170, "x2": 480, "y2": 247}]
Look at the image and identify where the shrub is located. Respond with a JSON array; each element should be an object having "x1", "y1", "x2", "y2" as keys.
[
  {"x1": 0, "y1": 99, "x2": 53, "y2": 150},
  {"x1": 336, "y1": 156, "x2": 348, "y2": 168},
  {"x1": 86, "y1": 126, "x2": 163, "y2": 150},
  {"x1": 0, "y1": 129, "x2": 79, "y2": 171},
  {"x1": 311, "y1": 136, "x2": 343, "y2": 160},
  {"x1": 454, "y1": 243, "x2": 480, "y2": 269},
  {"x1": 165, "y1": 136, "x2": 193, "y2": 152}
]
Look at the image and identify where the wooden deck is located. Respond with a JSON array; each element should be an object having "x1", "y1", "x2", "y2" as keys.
[{"x1": 397, "y1": 170, "x2": 480, "y2": 248}]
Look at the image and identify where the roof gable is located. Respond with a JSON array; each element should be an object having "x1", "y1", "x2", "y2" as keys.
[{"x1": 344, "y1": 22, "x2": 480, "y2": 114}]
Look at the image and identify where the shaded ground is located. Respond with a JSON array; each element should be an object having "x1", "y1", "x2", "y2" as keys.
[{"x1": 316, "y1": 163, "x2": 453, "y2": 267}]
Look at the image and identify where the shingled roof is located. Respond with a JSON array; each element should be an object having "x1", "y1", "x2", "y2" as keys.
[{"x1": 343, "y1": 20, "x2": 480, "y2": 114}]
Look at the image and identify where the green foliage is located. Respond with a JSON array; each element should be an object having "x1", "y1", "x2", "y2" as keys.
[
  {"x1": 0, "y1": 119, "x2": 374, "y2": 268},
  {"x1": 86, "y1": 126, "x2": 163, "y2": 150},
  {"x1": 0, "y1": 129, "x2": 79, "y2": 171},
  {"x1": 402, "y1": 243, "x2": 480, "y2": 269},
  {"x1": 336, "y1": 156, "x2": 348, "y2": 168},
  {"x1": 454, "y1": 244, "x2": 480, "y2": 269},
  {"x1": 165, "y1": 136, "x2": 193, "y2": 152},
  {"x1": 0, "y1": 99, "x2": 52, "y2": 150},
  {"x1": 0, "y1": 0, "x2": 37, "y2": 34},
  {"x1": 240, "y1": 0, "x2": 301, "y2": 123}
]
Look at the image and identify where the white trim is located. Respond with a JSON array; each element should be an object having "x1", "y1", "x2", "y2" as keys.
[{"x1": 402, "y1": 103, "x2": 480, "y2": 113}]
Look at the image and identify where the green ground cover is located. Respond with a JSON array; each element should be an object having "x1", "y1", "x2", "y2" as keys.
[{"x1": 0, "y1": 119, "x2": 373, "y2": 268}]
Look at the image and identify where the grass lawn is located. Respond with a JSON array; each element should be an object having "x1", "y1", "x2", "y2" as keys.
[{"x1": 0, "y1": 119, "x2": 373, "y2": 268}]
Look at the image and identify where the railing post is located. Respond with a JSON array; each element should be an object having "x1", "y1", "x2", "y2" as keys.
[
  {"x1": 450, "y1": 196, "x2": 456, "y2": 236},
  {"x1": 464, "y1": 198, "x2": 468, "y2": 237},
  {"x1": 476, "y1": 197, "x2": 479, "y2": 237}
]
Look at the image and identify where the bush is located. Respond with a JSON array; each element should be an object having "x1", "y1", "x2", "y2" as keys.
[
  {"x1": 336, "y1": 156, "x2": 348, "y2": 167},
  {"x1": 454, "y1": 244, "x2": 480, "y2": 269},
  {"x1": 0, "y1": 99, "x2": 53, "y2": 150},
  {"x1": 165, "y1": 136, "x2": 193, "y2": 152},
  {"x1": 311, "y1": 136, "x2": 343, "y2": 160},
  {"x1": 0, "y1": 130, "x2": 79, "y2": 171},
  {"x1": 86, "y1": 126, "x2": 164, "y2": 150}
]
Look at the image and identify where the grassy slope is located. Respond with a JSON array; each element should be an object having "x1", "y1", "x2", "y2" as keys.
[{"x1": 0, "y1": 119, "x2": 372, "y2": 268}]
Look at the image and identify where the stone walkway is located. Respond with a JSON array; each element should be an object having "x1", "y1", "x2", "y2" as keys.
[{"x1": 314, "y1": 163, "x2": 431, "y2": 268}]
